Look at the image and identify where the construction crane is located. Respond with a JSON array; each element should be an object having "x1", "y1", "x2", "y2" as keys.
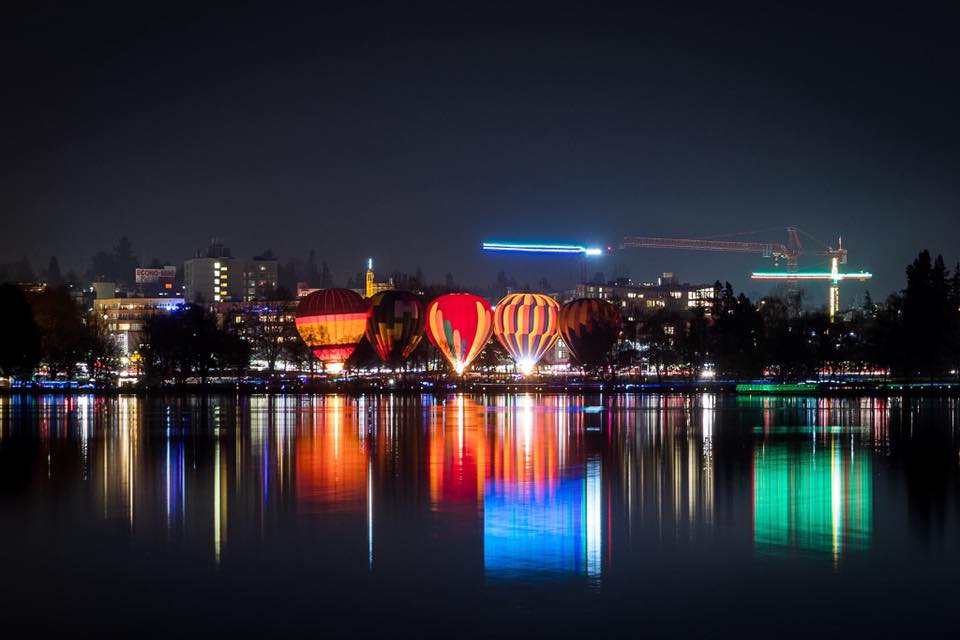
[
  {"x1": 621, "y1": 226, "x2": 870, "y2": 321},
  {"x1": 621, "y1": 226, "x2": 845, "y2": 272}
]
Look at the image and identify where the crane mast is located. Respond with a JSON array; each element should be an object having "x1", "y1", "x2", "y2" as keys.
[{"x1": 621, "y1": 226, "x2": 862, "y2": 320}]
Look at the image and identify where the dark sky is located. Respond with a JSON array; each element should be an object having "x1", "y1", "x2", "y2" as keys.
[{"x1": 2, "y1": 1, "x2": 958, "y2": 299}]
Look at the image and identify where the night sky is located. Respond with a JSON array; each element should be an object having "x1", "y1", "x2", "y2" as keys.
[{"x1": 3, "y1": 2, "x2": 958, "y2": 299}]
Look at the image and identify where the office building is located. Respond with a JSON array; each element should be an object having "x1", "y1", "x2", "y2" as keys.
[
  {"x1": 184, "y1": 240, "x2": 243, "y2": 303},
  {"x1": 243, "y1": 255, "x2": 279, "y2": 301},
  {"x1": 573, "y1": 272, "x2": 715, "y2": 320},
  {"x1": 94, "y1": 297, "x2": 184, "y2": 354}
]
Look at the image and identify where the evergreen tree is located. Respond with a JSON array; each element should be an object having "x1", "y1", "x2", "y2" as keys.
[
  {"x1": 320, "y1": 261, "x2": 333, "y2": 288},
  {"x1": 862, "y1": 290, "x2": 875, "y2": 317},
  {"x1": 902, "y1": 250, "x2": 950, "y2": 377},
  {"x1": 14, "y1": 256, "x2": 34, "y2": 281},
  {"x1": 0, "y1": 284, "x2": 42, "y2": 379},
  {"x1": 45, "y1": 256, "x2": 63, "y2": 286},
  {"x1": 113, "y1": 236, "x2": 138, "y2": 285},
  {"x1": 712, "y1": 285, "x2": 764, "y2": 380},
  {"x1": 306, "y1": 249, "x2": 320, "y2": 287}
]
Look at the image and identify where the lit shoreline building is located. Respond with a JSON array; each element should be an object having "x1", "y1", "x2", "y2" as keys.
[
  {"x1": 573, "y1": 272, "x2": 715, "y2": 318},
  {"x1": 94, "y1": 297, "x2": 185, "y2": 354}
]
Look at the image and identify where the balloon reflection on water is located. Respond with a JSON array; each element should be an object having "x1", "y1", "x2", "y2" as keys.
[
  {"x1": 483, "y1": 395, "x2": 602, "y2": 581},
  {"x1": 0, "y1": 393, "x2": 911, "y2": 579}
]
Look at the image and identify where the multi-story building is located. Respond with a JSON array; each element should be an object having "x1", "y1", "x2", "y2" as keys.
[
  {"x1": 184, "y1": 240, "x2": 243, "y2": 303},
  {"x1": 93, "y1": 297, "x2": 184, "y2": 354},
  {"x1": 573, "y1": 272, "x2": 715, "y2": 321},
  {"x1": 243, "y1": 255, "x2": 279, "y2": 301},
  {"x1": 572, "y1": 273, "x2": 715, "y2": 358}
]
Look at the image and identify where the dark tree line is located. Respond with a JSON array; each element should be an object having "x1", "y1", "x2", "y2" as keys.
[
  {"x1": 0, "y1": 284, "x2": 119, "y2": 383},
  {"x1": 628, "y1": 251, "x2": 960, "y2": 381},
  {"x1": 141, "y1": 306, "x2": 250, "y2": 385}
]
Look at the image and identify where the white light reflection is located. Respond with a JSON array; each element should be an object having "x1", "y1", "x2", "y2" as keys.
[
  {"x1": 367, "y1": 454, "x2": 374, "y2": 570},
  {"x1": 586, "y1": 454, "x2": 602, "y2": 585}
]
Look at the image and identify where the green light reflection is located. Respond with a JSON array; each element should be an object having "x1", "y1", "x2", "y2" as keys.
[{"x1": 754, "y1": 440, "x2": 871, "y2": 557}]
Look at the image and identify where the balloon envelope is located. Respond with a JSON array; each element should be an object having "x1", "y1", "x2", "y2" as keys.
[
  {"x1": 559, "y1": 298, "x2": 622, "y2": 366},
  {"x1": 492, "y1": 293, "x2": 560, "y2": 374},
  {"x1": 295, "y1": 288, "x2": 370, "y2": 367},
  {"x1": 365, "y1": 290, "x2": 426, "y2": 363},
  {"x1": 425, "y1": 293, "x2": 493, "y2": 374}
]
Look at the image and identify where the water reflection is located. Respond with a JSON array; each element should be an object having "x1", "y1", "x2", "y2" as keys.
[
  {"x1": 1, "y1": 393, "x2": 959, "y2": 586},
  {"x1": 754, "y1": 439, "x2": 872, "y2": 558}
]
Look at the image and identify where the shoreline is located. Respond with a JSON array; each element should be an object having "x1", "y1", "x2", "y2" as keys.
[{"x1": 2, "y1": 380, "x2": 959, "y2": 397}]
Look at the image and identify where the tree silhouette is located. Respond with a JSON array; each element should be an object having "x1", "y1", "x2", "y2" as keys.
[{"x1": 0, "y1": 284, "x2": 41, "y2": 380}]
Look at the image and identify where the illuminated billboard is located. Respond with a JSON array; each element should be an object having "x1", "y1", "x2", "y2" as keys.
[{"x1": 135, "y1": 266, "x2": 177, "y2": 284}]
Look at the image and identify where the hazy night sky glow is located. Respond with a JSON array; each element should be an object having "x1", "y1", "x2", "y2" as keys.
[{"x1": 2, "y1": 2, "x2": 958, "y2": 298}]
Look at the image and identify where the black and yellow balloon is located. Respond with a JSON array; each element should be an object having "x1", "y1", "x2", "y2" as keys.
[{"x1": 364, "y1": 291, "x2": 426, "y2": 364}]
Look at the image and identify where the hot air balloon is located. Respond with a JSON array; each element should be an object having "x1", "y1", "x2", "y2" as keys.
[
  {"x1": 425, "y1": 293, "x2": 493, "y2": 374},
  {"x1": 365, "y1": 290, "x2": 426, "y2": 364},
  {"x1": 559, "y1": 298, "x2": 622, "y2": 367},
  {"x1": 492, "y1": 293, "x2": 560, "y2": 375},
  {"x1": 295, "y1": 288, "x2": 370, "y2": 373}
]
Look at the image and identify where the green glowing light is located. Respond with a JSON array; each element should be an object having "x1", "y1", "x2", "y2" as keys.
[
  {"x1": 736, "y1": 383, "x2": 818, "y2": 393},
  {"x1": 754, "y1": 443, "x2": 871, "y2": 555}
]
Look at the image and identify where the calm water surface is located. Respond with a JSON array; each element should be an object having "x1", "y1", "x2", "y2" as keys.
[{"x1": 1, "y1": 394, "x2": 959, "y2": 637}]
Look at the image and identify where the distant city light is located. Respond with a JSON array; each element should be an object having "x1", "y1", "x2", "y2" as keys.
[{"x1": 482, "y1": 242, "x2": 605, "y2": 256}]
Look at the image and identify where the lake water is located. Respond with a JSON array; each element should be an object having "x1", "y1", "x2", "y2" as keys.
[{"x1": 1, "y1": 394, "x2": 958, "y2": 637}]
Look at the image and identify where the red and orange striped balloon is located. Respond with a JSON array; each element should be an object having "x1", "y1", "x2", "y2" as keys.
[
  {"x1": 492, "y1": 293, "x2": 560, "y2": 374},
  {"x1": 425, "y1": 293, "x2": 493, "y2": 374},
  {"x1": 295, "y1": 288, "x2": 370, "y2": 370}
]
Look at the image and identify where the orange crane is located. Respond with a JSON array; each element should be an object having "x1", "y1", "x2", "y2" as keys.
[
  {"x1": 621, "y1": 226, "x2": 870, "y2": 320},
  {"x1": 621, "y1": 226, "x2": 846, "y2": 272}
]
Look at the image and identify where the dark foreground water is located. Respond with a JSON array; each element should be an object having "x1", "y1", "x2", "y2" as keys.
[{"x1": 1, "y1": 394, "x2": 959, "y2": 637}]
